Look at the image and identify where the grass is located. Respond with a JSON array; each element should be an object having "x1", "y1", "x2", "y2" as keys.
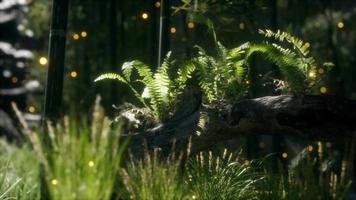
[
  {"x1": 259, "y1": 142, "x2": 352, "y2": 200},
  {"x1": 0, "y1": 138, "x2": 352, "y2": 200},
  {"x1": 1, "y1": 101, "x2": 352, "y2": 199},
  {"x1": 0, "y1": 140, "x2": 40, "y2": 199},
  {"x1": 120, "y1": 149, "x2": 187, "y2": 200},
  {"x1": 12, "y1": 97, "x2": 128, "y2": 200},
  {"x1": 186, "y1": 150, "x2": 260, "y2": 200}
]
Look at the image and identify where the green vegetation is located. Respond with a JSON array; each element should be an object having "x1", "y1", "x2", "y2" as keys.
[
  {"x1": 96, "y1": 29, "x2": 331, "y2": 119},
  {"x1": 1, "y1": 0, "x2": 355, "y2": 199},
  {"x1": 95, "y1": 53, "x2": 181, "y2": 122},
  {"x1": 0, "y1": 136, "x2": 352, "y2": 199},
  {"x1": 12, "y1": 99, "x2": 127, "y2": 200},
  {"x1": 0, "y1": 141, "x2": 40, "y2": 199},
  {"x1": 260, "y1": 143, "x2": 352, "y2": 200},
  {"x1": 186, "y1": 150, "x2": 260, "y2": 200},
  {"x1": 120, "y1": 150, "x2": 186, "y2": 200}
]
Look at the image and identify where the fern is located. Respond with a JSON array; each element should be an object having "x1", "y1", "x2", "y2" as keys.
[
  {"x1": 95, "y1": 52, "x2": 188, "y2": 121},
  {"x1": 244, "y1": 42, "x2": 307, "y2": 94},
  {"x1": 257, "y1": 29, "x2": 325, "y2": 93},
  {"x1": 259, "y1": 29, "x2": 318, "y2": 75},
  {"x1": 96, "y1": 29, "x2": 330, "y2": 121},
  {"x1": 189, "y1": 30, "x2": 328, "y2": 100},
  {"x1": 194, "y1": 55, "x2": 217, "y2": 103},
  {"x1": 132, "y1": 60, "x2": 166, "y2": 119},
  {"x1": 155, "y1": 52, "x2": 173, "y2": 104},
  {"x1": 190, "y1": 42, "x2": 251, "y2": 103},
  {"x1": 176, "y1": 60, "x2": 196, "y2": 90},
  {"x1": 94, "y1": 72, "x2": 149, "y2": 108}
]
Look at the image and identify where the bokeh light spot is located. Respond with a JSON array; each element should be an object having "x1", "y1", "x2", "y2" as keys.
[
  {"x1": 170, "y1": 27, "x2": 177, "y2": 34},
  {"x1": 320, "y1": 86, "x2": 327, "y2": 94},
  {"x1": 142, "y1": 12, "x2": 149, "y2": 20},
  {"x1": 39, "y1": 57, "x2": 48, "y2": 65},
  {"x1": 70, "y1": 71, "x2": 78, "y2": 78}
]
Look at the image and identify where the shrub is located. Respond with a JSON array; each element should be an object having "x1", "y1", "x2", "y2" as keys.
[{"x1": 12, "y1": 97, "x2": 128, "y2": 200}]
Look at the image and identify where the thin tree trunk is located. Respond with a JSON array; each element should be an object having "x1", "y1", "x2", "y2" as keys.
[
  {"x1": 43, "y1": 0, "x2": 69, "y2": 120},
  {"x1": 109, "y1": 0, "x2": 118, "y2": 101},
  {"x1": 158, "y1": 0, "x2": 170, "y2": 67}
]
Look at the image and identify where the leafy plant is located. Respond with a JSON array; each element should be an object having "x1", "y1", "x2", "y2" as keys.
[
  {"x1": 186, "y1": 150, "x2": 260, "y2": 200},
  {"x1": 186, "y1": 29, "x2": 332, "y2": 104},
  {"x1": 0, "y1": 141, "x2": 40, "y2": 199},
  {"x1": 183, "y1": 42, "x2": 249, "y2": 103},
  {"x1": 95, "y1": 52, "x2": 182, "y2": 122},
  {"x1": 12, "y1": 98, "x2": 128, "y2": 200},
  {"x1": 120, "y1": 149, "x2": 187, "y2": 200},
  {"x1": 255, "y1": 29, "x2": 332, "y2": 94}
]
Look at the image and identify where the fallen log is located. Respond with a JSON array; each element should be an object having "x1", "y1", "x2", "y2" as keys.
[{"x1": 125, "y1": 94, "x2": 356, "y2": 152}]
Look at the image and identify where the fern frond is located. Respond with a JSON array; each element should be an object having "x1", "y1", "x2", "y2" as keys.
[
  {"x1": 246, "y1": 43, "x2": 306, "y2": 93},
  {"x1": 176, "y1": 60, "x2": 196, "y2": 90},
  {"x1": 131, "y1": 61, "x2": 167, "y2": 119},
  {"x1": 228, "y1": 42, "x2": 249, "y2": 59},
  {"x1": 94, "y1": 73, "x2": 127, "y2": 83},
  {"x1": 122, "y1": 61, "x2": 135, "y2": 80},
  {"x1": 234, "y1": 60, "x2": 247, "y2": 83},
  {"x1": 259, "y1": 29, "x2": 309, "y2": 57},
  {"x1": 216, "y1": 41, "x2": 228, "y2": 60},
  {"x1": 94, "y1": 72, "x2": 148, "y2": 108},
  {"x1": 155, "y1": 52, "x2": 172, "y2": 101},
  {"x1": 194, "y1": 56, "x2": 217, "y2": 103}
]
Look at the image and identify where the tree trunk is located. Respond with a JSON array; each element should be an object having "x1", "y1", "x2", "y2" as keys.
[
  {"x1": 125, "y1": 94, "x2": 356, "y2": 153},
  {"x1": 43, "y1": 0, "x2": 69, "y2": 121}
]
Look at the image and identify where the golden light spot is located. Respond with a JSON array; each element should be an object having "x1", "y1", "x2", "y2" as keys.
[
  {"x1": 170, "y1": 27, "x2": 177, "y2": 34},
  {"x1": 239, "y1": 22, "x2": 245, "y2": 30},
  {"x1": 304, "y1": 42, "x2": 310, "y2": 48},
  {"x1": 81, "y1": 31, "x2": 87, "y2": 38},
  {"x1": 259, "y1": 142, "x2": 266, "y2": 149},
  {"x1": 28, "y1": 106, "x2": 36, "y2": 113},
  {"x1": 142, "y1": 12, "x2": 149, "y2": 20},
  {"x1": 282, "y1": 152, "x2": 288, "y2": 159},
  {"x1": 192, "y1": 194, "x2": 197, "y2": 199},
  {"x1": 88, "y1": 161, "x2": 95, "y2": 167},
  {"x1": 154, "y1": 1, "x2": 161, "y2": 8},
  {"x1": 246, "y1": 80, "x2": 250, "y2": 84},
  {"x1": 51, "y1": 179, "x2": 58, "y2": 185},
  {"x1": 70, "y1": 71, "x2": 78, "y2": 78},
  {"x1": 72, "y1": 33, "x2": 80, "y2": 40},
  {"x1": 11, "y1": 77, "x2": 18, "y2": 83},
  {"x1": 187, "y1": 22, "x2": 195, "y2": 29},
  {"x1": 39, "y1": 57, "x2": 48, "y2": 65},
  {"x1": 318, "y1": 68, "x2": 325, "y2": 74},
  {"x1": 308, "y1": 71, "x2": 316, "y2": 79},
  {"x1": 307, "y1": 145, "x2": 313, "y2": 152},
  {"x1": 337, "y1": 21, "x2": 344, "y2": 29},
  {"x1": 320, "y1": 86, "x2": 327, "y2": 94}
]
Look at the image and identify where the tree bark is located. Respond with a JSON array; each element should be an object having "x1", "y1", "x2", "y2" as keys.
[
  {"x1": 43, "y1": 0, "x2": 69, "y2": 121},
  {"x1": 125, "y1": 94, "x2": 356, "y2": 153}
]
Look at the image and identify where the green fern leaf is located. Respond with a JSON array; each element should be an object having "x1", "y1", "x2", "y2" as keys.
[
  {"x1": 94, "y1": 73, "x2": 127, "y2": 83},
  {"x1": 94, "y1": 72, "x2": 148, "y2": 108},
  {"x1": 176, "y1": 60, "x2": 196, "y2": 90},
  {"x1": 155, "y1": 52, "x2": 172, "y2": 101}
]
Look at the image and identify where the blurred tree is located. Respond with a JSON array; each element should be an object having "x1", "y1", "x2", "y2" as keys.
[{"x1": 0, "y1": 0, "x2": 40, "y2": 125}]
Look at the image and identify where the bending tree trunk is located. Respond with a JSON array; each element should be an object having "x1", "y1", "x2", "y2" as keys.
[{"x1": 125, "y1": 94, "x2": 356, "y2": 153}]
